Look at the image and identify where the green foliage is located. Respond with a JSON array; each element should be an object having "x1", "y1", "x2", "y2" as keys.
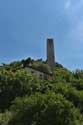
[
  {"x1": 71, "y1": 79, "x2": 83, "y2": 90},
  {"x1": 73, "y1": 69, "x2": 83, "y2": 79},
  {"x1": 0, "y1": 58, "x2": 83, "y2": 125},
  {"x1": 52, "y1": 67, "x2": 73, "y2": 83},
  {"x1": 0, "y1": 69, "x2": 41, "y2": 112},
  {"x1": 8, "y1": 92, "x2": 82, "y2": 125},
  {"x1": 22, "y1": 57, "x2": 34, "y2": 67},
  {"x1": 32, "y1": 61, "x2": 52, "y2": 74},
  {"x1": 52, "y1": 83, "x2": 83, "y2": 113},
  {"x1": 0, "y1": 111, "x2": 11, "y2": 125}
]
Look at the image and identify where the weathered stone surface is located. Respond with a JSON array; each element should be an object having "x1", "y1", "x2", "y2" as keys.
[{"x1": 47, "y1": 38, "x2": 55, "y2": 70}]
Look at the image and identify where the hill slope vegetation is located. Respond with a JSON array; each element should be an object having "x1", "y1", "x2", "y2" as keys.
[{"x1": 0, "y1": 58, "x2": 83, "y2": 125}]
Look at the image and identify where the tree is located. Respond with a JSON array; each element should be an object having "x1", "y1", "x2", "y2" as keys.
[
  {"x1": 0, "y1": 69, "x2": 40, "y2": 112},
  {"x1": 32, "y1": 62, "x2": 52, "y2": 74},
  {"x1": 52, "y1": 83, "x2": 83, "y2": 113},
  {"x1": 8, "y1": 92, "x2": 82, "y2": 125}
]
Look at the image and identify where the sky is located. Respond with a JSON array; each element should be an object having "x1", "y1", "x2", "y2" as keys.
[{"x1": 0, "y1": 0, "x2": 83, "y2": 70}]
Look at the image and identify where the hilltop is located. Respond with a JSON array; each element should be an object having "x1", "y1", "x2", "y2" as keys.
[{"x1": 0, "y1": 58, "x2": 83, "y2": 125}]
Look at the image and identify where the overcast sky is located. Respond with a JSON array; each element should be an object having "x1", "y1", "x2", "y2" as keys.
[{"x1": 0, "y1": 0, "x2": 83, "y2": 70}]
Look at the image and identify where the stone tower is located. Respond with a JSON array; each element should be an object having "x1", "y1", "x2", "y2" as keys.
[{"x1": 47, "y1": 38, "x2": 55, "y2": 70}]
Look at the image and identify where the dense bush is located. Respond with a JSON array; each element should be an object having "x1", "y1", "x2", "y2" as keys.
[
  {"x1": 0, "y1": 70, "x2": 41, "y2": 112},
  {"x1": 0, "y1": 59, "x2": 83, "y2": 125},
  {"x1": 8, "y1": 92, "x2": 82, "y2": 125},
  {"x1": 51, "y1": 83, "x2": 83, "y2": 113}
]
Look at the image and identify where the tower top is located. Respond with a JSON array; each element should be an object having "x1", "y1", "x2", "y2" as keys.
[
  {"x1": 47, "y1": 38, "x2": 54, "y2": 43},
  {"x1": 47, "y1": 38, "x2": 54, "y2": 40}
]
